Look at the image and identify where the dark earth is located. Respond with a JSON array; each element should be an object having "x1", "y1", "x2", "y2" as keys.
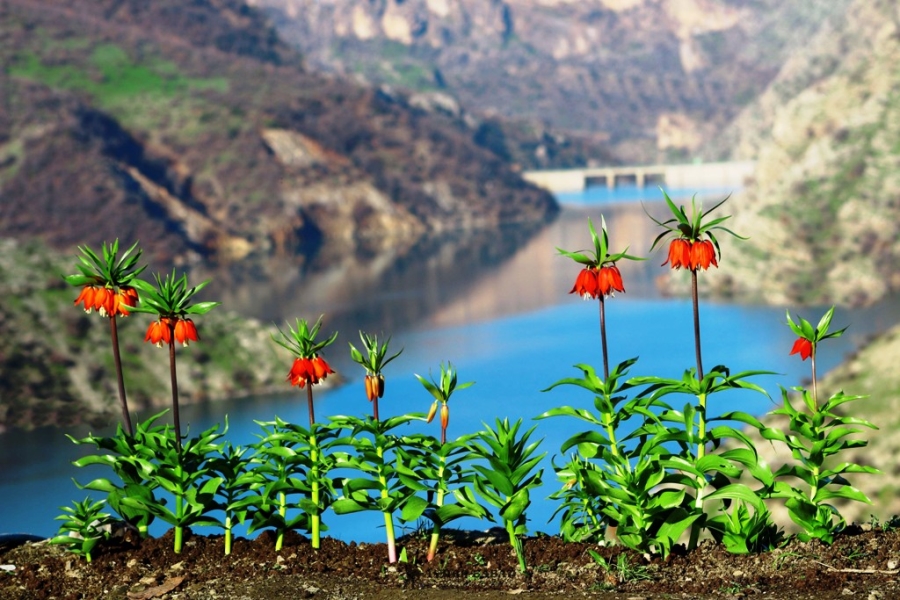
[{"x1": 2, "y1": 524, "x2": 900, "y2": 600}]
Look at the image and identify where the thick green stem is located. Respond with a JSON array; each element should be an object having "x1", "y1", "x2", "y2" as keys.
[
  {"x1": 506, "y1": 519, "x2": 526, "y2": 573},
  {"x1": 225, "y1": 516, "x2": 233, "y2": 555},
  {"x1": 376, "y1": 445, "x2": 397, "y2": 563},
  {"x1": 688, "y1": 392, "x2": 708, "y2": 551},
  {"x1": 310, "y1": 437, "x2": 321, "y2": 549},
  {"x1": 427, "y1": 461, "x2": 447, "y2": 562},
  {"x1": 109, "y1": 316, "x2": 133, "y2": 436},
  {"x1": 276, "y1": 491, "x2": 286, "y2": 552}
]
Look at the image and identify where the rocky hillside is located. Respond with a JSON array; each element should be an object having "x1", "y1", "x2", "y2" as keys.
[
  {"x1": 0, "y1": 238, "x2": 291, "y2": 432},
  {"x1": 0, "y1": 0, "x2": 557, "y2": 270},
  {"x1": 247, "y1": 0, "x2": 850, "y2": 163},
  {"x1": 697, "y1": 0, "x2": 900, "y2": 308}
]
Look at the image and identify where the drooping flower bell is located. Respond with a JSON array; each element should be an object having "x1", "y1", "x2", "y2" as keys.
[
  {"x1": 789, "y1": 337, "x2": 813, "y2": 361},
  {"x1": 570, "y1": 267, "x2": 599, "y2": 299},
  {"x1": 690, "y1": 239, "x2": 718, "y2": 271},
  {"x1": 173, "y1": 318, "x2": 200, "y2": 346},
  {"x1": 663, "y1": 238, "x2": 692, "y2": 270},
  {"x1": 597, "y1": 265, "x2": 625, "y2": 296},
  {"x1": 144, "y1": 319, "x2": 172, "y2": 348},
  {"x1": 287, "y1": 355, "x2": 334, "y2": 388},
  {"x1": 364, "y1": 373, "x2": 385, "y2": 401}
]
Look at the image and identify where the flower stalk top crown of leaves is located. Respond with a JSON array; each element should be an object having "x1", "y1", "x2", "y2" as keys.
[
  {"x1": 556, "y1": 216, "x2": 644, "y2": 268},
  {"x1": 131, "y1": 271, "x2": 220, "y2": 318},
  {"x1": 274, "y1": 315, "x2": 338, "y2": 359},
  {"x1": 647, "y1": 189, "x2": 746, "y2": 258},
  {"x1": 415, "y1": 362, "x2": 473, "y2": 405},
  {"x1": 349, "y1": 331, "x2": 403, "y2": 376},
  {"x1": 786, "y1": 306, "x2": 846, "y2": 345},
  {"x1": 64, "y1": 239, "x2": 146, "y2": 289}
]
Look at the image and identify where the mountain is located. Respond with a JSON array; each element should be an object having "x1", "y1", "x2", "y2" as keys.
[
  {"x1": 246, "y1": 0, "x2": 851, "y2": 163},
  {"x1": 696, "y1": 0, "x2": 900, "y2": 307},
  {"x1": 0, "y1": 0, "x2": 557, "y2": 270}
]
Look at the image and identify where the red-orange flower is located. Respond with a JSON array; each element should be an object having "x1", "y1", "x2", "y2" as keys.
[
  {"x1": 790, "y1": 337, "x2": 813, "y2": 361},
  {"x1": 75, "y1": 285, "x2": 139, "y2": 317},
  {"x1": 174, "y1": 318, "x2": 200, "y2": 346},
  {"x1": 569, "y1": 267, "x2": 599, "y2": 299},
  {"x1": 364, "y1": 374, "x2": 385, "y2": 401},
  {"x1": 144, "y1": 319, "x2": 172, "y2": 347},
  {"x1": 597, "y1": 265, "x2": 625, "y2": 296},
  {"x1": 663, "y1": 238, "x2": 692, "y2": 270},
  {"x1": 690, "y1": 239, "x2": 718, "y2": 271},
  {"x1": 287, "y1": 355, "x2": 333, "y2": 388}
]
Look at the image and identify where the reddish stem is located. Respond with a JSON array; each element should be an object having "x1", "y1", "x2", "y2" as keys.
[
  {"x1": 598, "y1": 295, "x2": 609, "y2": 380},
  {"x1": 691, "y1": 269, "x2": 704, "y2": 380},
  {"x1": 167, "y1": 324, "x2": 182, "y2": 450},
  {"x1": 108, "y1": 316, "x2": 134, "y2": 436},
  {"x1": 307, "y1": 384, "x2": 315, "y2": 426}
]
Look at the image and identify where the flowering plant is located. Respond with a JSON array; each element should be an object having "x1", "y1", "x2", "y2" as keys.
[
  {"x1": 349, "y1": 331, "x2": 403, "y2": 421},
  {"x1": 416, "y1": 362, "x2": 473, "y2": 444},
  {"x1": 65, "y1": 240, "x2": 146, "y2": 434},
  {"x1": 273, "y1": 316, "x2": 338, "y2": 425},
  {"x1": 132, "y1": 271, "x2": 219, "y2": 447}
]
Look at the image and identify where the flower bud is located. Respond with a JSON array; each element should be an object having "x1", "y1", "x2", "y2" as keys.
[{"x1": 426, "y1": 401, "x2": 438, "y2": 423}]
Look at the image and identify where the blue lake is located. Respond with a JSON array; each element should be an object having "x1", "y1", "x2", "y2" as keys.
[{"x1": 3, "y1": 186, "x2": 898, "y2": 542}]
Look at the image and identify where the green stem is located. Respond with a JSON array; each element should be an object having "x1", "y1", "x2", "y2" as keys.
[
  {"x1": 376, "y1": 445, "x2": 397, "y2": 563},
  {"x1": 310, "y1": 434, "x2": 321, "y2": 550},
  {"x1": 276, "y1": 491, "x2": 286, "y2": 552},
  {"x1": 506, "y1": 519, "x2": 526, "y2": 573},
  {"x1": 225, "y1": 516, "x2": 233, "y2": 556},
  {"x1": 688, "y1": 391, "x2": 708, "y2": 551},
  {"x1": 427, "y1": 461, "x2": 447, "y2": 562},
  {"x1": 109, "y1": 316, "x2": 133, "y2": 436}
]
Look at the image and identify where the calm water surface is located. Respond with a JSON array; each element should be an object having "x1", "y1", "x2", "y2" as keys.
[{"x1": 3, "y1": 186, "x2": 898, "y2": 541}]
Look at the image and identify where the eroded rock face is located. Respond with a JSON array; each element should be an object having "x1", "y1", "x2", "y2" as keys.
[
  {"x1": 700, "y1": 0, "x2": 900, "y2": 307},
  {"x1": 249, "y1": 0, "x2": 849, "y2": 161},
  {"x1": 0, "y1": 0, "x2": 557, "y2": 269}
]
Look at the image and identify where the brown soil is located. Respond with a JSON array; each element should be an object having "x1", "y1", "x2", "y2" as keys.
[{"x1": 2, "y1": 525, "x2": 900, "y2": 600}]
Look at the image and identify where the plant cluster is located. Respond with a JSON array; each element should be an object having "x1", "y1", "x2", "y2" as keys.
[{"x1": 50, "y1": 191, "x2": 881, "y2": 571}]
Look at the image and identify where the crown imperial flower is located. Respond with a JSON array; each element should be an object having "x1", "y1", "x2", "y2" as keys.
[{"x1": 789, "y1": 337, "x2": 813, "y2": 361}]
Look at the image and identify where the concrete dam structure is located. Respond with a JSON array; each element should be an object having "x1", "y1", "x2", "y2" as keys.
[{"x1": 522, "y1": 161, "x2": 756, "y2": 194}]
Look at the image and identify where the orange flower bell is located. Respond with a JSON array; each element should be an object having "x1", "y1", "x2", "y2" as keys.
[
  {"x1": 690, "y1": 239, "x2": 718, "y2": 271},
  {"x1": 174, "y1": 318, "x2": 200, "y2": 346},
  {"x1": 144, "y1": 319, "x2": 172, "y2": 348},
  {"x1": 596, "y1": 265, "x2": 625, "y2": 296},
  {"x1": 663, "y1": 238, "x2": 692, "y2": 270},
  {"x1": 570, "y1": 267, "x2": 599, "y2": 300}
]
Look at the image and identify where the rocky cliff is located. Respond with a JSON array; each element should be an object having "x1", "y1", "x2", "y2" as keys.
[
  {"x1": 0, "y1": 0, "x2": 557, "y2": 270},
  {"x1": 697, "y1": 0, "x2": 900, "y2": 307},
  {"x1": 247, "y1": 0, "x2": 850, "y2": 162}
]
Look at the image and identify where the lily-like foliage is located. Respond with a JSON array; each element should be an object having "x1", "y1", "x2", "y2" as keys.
[
  {"x1": 396, "y1": 434, "x2": 489, "y2": 561},
  {"x1": 330, "y1": 414, "x2": 425, "y2": 563},
  {"x1": 467, "y1": 418, "x2": 545, "y2": 573},
  {"x1": 65, "y1": 239, "x2": 146, "y2": 435},
  {"x1": 207, "y1": 443, "x2": 256, "y2": 555},
  {"x1": 416, "y1": 362, "x2": 473, "y2": 444},
  {"x1": 237, "y1": 417, "x2": 339, "y2": 551},
  {"x1": 349, "y1": 331, "x2": 403, "y2": 421},
  {"x1": 627, "y1": 365, "x2": 773, "y2": 552},
  {"x1": 50, "y1": 498, "x2": 116, "y2": 562},
  {"x1": 118, "y1": 419, "x2": 227, "y2": 554},
  {"x1": 68, "y1": 414, "x2": 168, "y2": 537}
]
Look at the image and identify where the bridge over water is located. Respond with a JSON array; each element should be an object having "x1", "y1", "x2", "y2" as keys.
[{"x1": 522, "y1": 160, "x2": 755, "y2": 194}]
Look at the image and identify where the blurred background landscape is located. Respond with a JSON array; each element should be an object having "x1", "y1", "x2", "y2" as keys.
[{"x1": 2, "y1": 0, "x2": 900, "y2": 530}]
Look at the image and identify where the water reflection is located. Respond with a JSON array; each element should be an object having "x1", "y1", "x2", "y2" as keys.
[{"x1": 4, "y1": 198, "x2": 900, "y2": 542}]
